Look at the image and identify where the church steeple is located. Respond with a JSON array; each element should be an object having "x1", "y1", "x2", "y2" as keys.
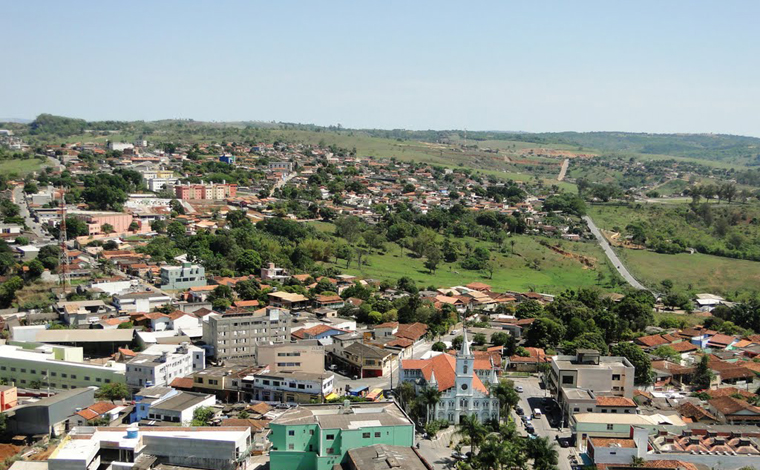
[{"x1": 460, "y1": 327, "x2": 472, "y2": 358}]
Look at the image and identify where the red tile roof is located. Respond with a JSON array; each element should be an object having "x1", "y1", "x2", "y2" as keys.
[
  {"x1": 402, "y1": 353, "x2": 489, "y2": 394},
  {"x1": 595, "y1": 396, "x2": 637, "y2": 407}
]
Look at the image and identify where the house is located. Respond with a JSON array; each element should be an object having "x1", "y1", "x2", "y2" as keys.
[
  {"x1": 126, "y1": 343, "x2": 205, "y2": 388},
  {"x1": 268, "y1": 401, "x2": 414, "y2": 470},
  {"x1": 708, "y1": 396, "x2": 760, "y2": 425},
  {"x1": 506, "y1": 347, "x2": 550, "y2": 372},
  {"x1": 330, "y1": 342, "x2": 393, "y2": 378},
  {"x1": 113, "y1": 291, "x2": 172, "y2": 313},
  {"x1": 146, "y1": 391, "x2": 216, "y2": 425},
  {"x1": 130, "y1": 385, "x2": 178, "y2": 423},
  {"x1": 314, "y1": 294, "x2": 345, "y2": 309},
  {"x1": 676, "y1": 402, "x2": 719, "y2": 424},
  {"x1": 72, "y1": 401, "x2": 128, "y2": 426},
  {"x1": 160, "y1": 263, "x2": 207, "y2": 290},
  {"x1": 291, "y1": 324, "x2": 347, "y2": 341},
  {"x1": 587, "y1": 427, "x2": 649, "y2": 465},
  {"x1": 268, "y1": 291, "x2": 310, "y2": 310},
  {"x1": 54, "y1": 300, "x2": 115, "y2": 326},
  {"x1": 571, "y1": 413, "x2": 686, "y2": 451},
  {"x1": 261, "y1": 262, "x2": 290, "y2": 282},
  {"x1": 400, "y1": 330, "x2": 500, "y2": 425}
]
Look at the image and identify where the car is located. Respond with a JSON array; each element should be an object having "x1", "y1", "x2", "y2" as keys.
[
  {"x1": 515, "y1": 386, "x2": 524, "y2": 393},
  {"x1": 521, "y1": 416, "x2": 532, "y2": 424},
  {"x1": 526, "y1": 425, "x2": 535, "y2": 434},
  {"x1": 515, "y1": 407, "x2": 524, "y2": 415},
  {"x1": 451, "y1": 451, "x2": 470, "y2": 461}
]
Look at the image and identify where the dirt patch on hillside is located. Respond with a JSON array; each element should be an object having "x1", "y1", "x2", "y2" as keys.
[{"x1": 542, "y1": 242, "x2": 597, "y2": 268}]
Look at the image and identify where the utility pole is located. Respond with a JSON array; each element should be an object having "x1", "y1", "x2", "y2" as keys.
[{"x1": 58, "y1": 187, "x2": 69, "y2": 294}]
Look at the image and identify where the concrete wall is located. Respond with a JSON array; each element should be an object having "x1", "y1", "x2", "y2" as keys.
[{"x1": 256, "y1": 342, "x2": 325, "y2": 372}]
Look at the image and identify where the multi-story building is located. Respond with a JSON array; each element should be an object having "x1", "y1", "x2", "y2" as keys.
[
  {"x1": 147, "y1": 177, "x2": 178, "y2": 192},
  {"x1": 126, "y1": 343, "x2": 205, "y2": 389},
  {"x1": 243, "y1": 368, "x2": 334, "y2": 403},
  {"x1": 47, "y1": 425, "x2": 251, "y2": 470},
  {"x1": 329, "y1": 342, "x2": 393, "y2": 378},
  {"x1": 255, "y1": 340, "x2": 325, "y2": 372},
  {"x1": 268, "y1": 161, "x2": 294, "y2": 173},
  {"x1": 160, "y1": 263, "x2": 207, "y2": 290},
  {"x1": 146, "y1": 391, "x2": 216, "y2": 425},
  {"x1": 548, "y1": 349, "x2": 635, "y2": 427},
  {"x1": 113, "y1": 291, "x2": 172, "y2": 313},
  {"x1": 202, "y1": 307, "x2": 292, "y2": 363},
  {"x1": 269, "y1": 401, "x2": 414, "y2": 470},
  {"x1": 0, "y1": 344, "x2": 125, "y2": 391},
  {"x1": 401, "y1": 329, "x2": 500, "y2": 424},
  {"x1": 174, "y1": 181, "x2": 237, "y2": 200},
  {"x1": 0, "y1": 385, "x2": 17, "y2": 411}
]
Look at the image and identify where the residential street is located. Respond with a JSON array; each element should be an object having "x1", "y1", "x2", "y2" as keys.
[{"x1": 583, "y1": 215, "x2": 648, "y2": 291}]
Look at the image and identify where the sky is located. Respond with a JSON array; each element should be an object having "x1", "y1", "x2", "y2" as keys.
[{"x1": 1, "y1": 1, "x2": 759, "y2": 136}]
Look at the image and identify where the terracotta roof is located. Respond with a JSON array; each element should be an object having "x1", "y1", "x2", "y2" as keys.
[
  {"x1": 76, "y1": 409, "x2": 98, "y2": 420},
  {"x1": 636, "y1": 334, "x2": 676, "y2": 348},
  {"x1": 708, "y1": 387, "x2": 755, "y2": 399},
  {"x1": 220, "y1": 418, "x2": 268, "y2": 431},
  {"x1": 118, "y1": 348, "x2": 137, "y2": 357},
  {"x1": 708, "y1": 334, "x2": 737, "y2": 347},
  {"x1": 374, "y1": 321, "x2": 399, "y2": 329},
  {"x1": 170, "y1": 377, "x2": 194, "y2": 389},
  {"x1": 595, "y1": 396, "x2": 637, "y2": 407},
  {"x1": 589, "y1": 437, "x2": 636, "y2": 448},
  {"x1": 732, "y1": 339, "x2": 752, "y2": 349},
  {"x1": 76, "y1": 402, "x2": 117, "y2": 420},
  {"x1": 465, "y1": 282, "x2": 492, "y2": 291},
  {"x1": 677, "y1": 402, "x2": 717, "y2": 422},
  {"x1": 709, "y1": 396, "x2": 760, "y2": 416},
  {"x1": 596, "y1": 460, "x2": 698, "y2": 470},
  {"x1": 248, "y1": 402, "x2": 273, "y2": 415},
  {"x1": 233, "y1": 300, "x2": 260, "y2": 308},
  {"x1": 402, "y1": 353, "x2": 489, "y2": 394},
  {"x1": 670, "y1": 341, "x2": 699, "y2": 353},
  {"x1": 395, "y1": 322, "x2": 428, "y2": 341},
  {"x1": 316, "y1": 294, "x2": 343, "y2": 303}
]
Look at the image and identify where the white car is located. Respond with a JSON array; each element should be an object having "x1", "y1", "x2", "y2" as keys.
[{"x1": 515, "y1": 386, "x2": 524, "y2": 393}]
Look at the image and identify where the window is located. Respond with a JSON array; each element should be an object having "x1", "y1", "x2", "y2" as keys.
[
  {"x1": 562, "y1": 375, "x2": 574, "y2": 384},
  {"x1": 363, "y1": 432, "x2": 370, "y2": 438},
  {"x1": 573, "y1": 408, "x2": 580, "y2": 412},
  {"x1": 327, "y1": 447, "x2": 335, "y2": 454},
  {"x1": 84, "y1": 376, "x2": 90, "y2": 381},
  {"x1": 62, "y1": 373, "x2": 67, "y2": 378},
  {"x1": 606, "y1": 424, "x2": 614, "y2": 430},
  {"x1": 288, "y1": 430, "x2": 295, "y2": 436},
  {"x1": 326, "y1": 434, "x2": 335, "y2": 440},
  {"x1": 20, "y1": 369, "x2": 26, "y2": 373},
  {"x1": 11, "y1": 368, "x2": 16, "y2": 372},
  {"x1": 71, "y1": 375, "x2": 77, "y2": 379},
  {"x1": 375, "y1": 432, "x2": 381, "y2": 438},
  {"x1": 288, "y1": 444, "x2": 294, "y2": 450},
  {"x1": 30, "y1": 370, "x2": 36, "y2": 374},
  {"x1": 612, "y1": 374, "x2": 621, "y2": 381},
  {"x1": 310, "y1": 430, "x2": 314, "y2": 435},
  {"x1": 601, "y1": 409, "x2": 607, "y2": 413},
  {"x1": 96, "y1": 378, "x2": 102, "y2": 382}
]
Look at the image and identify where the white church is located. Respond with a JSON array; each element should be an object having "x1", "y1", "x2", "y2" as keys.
[{"x1": 400, "y1": 329, "x2": 500, "y2": 424}]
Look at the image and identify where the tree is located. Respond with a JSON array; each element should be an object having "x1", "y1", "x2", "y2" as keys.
[
  {"x1": 663, "y1": 292, "x2": 693, "y2": 312},
  {"x1": 528, "y1": 436, "x2": 559, "y2": 470},
  {"x1": 101, "y1": 223, "x2": 114, "y2": 234},
  {"x1": 473, "y1": 333, "x2": 487, "y2": 346},
  {"x1": 236, "y1": 249, "x2": 262, "y2": 275},
  {"x1": 150, "y1": 219, "x2": 167, "y2": 233},
  {"x1": 692, "y1": 355, "x2": 714, "y2": 390},
  {"x1": 490, "y1": 332, "x2": 509, "y2": 347},
  {"x1": 191, "y1": 406, "x2": 215, "y2": 426},
  {"x1": 432, "y1": 341, "x2": 447, "y2": 352},
  {"x1": 117, "y1": 321, "x2": 134, "y2": 329},
  {"x1": 611, "y1": 342, "x2": 652, "y2": 385},
  {"x1": 524, "y1": 317, "x2": 566, "y2": 349},
  {"x1": 96, "y1": 382, "x2": 129, "y2": 400},
  {"x1": 396, "y1": 276, "x2": 418, "y2": 294},
  {"x1": 652, "y1": 345, "x2": 681, "y2": 363},
  {"x1": 419, "y1": 386, "x2": 442, "y2": 423},
  {"x1": 23, "y1": 181, "x2": 39, "y2": 194},
  {"x1": 424, "y1": 246, "x2": 442, "y2": 274},
  {"x1": 395, "y1": 381, "x2": 416, "y2": 415},
  {"x1": 491, "y1": 379, "x2": 520, "y2": 421},
  {"x1": 515, "y1": 300, "x2": 544, "y2": 319},
  {"x1": 128, "y1": 221, "x2": 140, "y2": 232},
  {"x1": 455, "y1": 415, "x2": 488, "y2": 454},
  {"x1": 452, "y1": 335, "x2": 464, "y2": 351}
]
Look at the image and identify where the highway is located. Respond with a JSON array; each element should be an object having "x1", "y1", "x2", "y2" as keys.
[{"x1": 583, "y1": 215, "x2": 648, "y2": 291}]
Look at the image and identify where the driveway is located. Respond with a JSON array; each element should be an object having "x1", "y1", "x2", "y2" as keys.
[{"x1": 583, "y1": 215, "x2": 648, "y2": 291}]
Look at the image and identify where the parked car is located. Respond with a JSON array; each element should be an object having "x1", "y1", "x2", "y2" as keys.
[
  {"x1": 515, "y1": 386, "x2": 524, "y2": 393},
  {"x1": 516, "y1": 407, "x2": 524, "y2": 415},
  {"x1": 526, "y1": 425, "x2": 535, "y2": 434}
]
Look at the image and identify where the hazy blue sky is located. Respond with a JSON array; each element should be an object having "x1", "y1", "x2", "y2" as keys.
[{"x1": 2, "y1": 1, "x2": 759, "y2": 135}]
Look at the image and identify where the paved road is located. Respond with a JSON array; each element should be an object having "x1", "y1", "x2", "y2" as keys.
[
  {"x1": 13, "y1": 186, "x2": 50, "y2": 240},
  {"x1": 557, "y1": 158, "x2": 569, "y2": 181},
  {"x1": 583, "y1": 215, "x2": 648, "y2": 291}
]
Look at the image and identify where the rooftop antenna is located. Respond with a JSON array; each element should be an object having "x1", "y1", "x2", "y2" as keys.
[{"x1": 58, "y1": 187, "x2": 69, "y2": 293}]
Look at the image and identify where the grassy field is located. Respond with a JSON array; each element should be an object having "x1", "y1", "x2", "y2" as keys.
[
  {"x1": 617, "y1": 248, "x2": 760, "y2": 296},
  {"x1": 0, "y1": 158, "x2": 46, "y2": 176},
  {"x1": 315, "y1": 230, "x2": 617, "y2": 294}
]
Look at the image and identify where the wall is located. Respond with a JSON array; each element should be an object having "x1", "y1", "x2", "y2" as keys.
[{"x1": 256, "y1": 343, "x2": 325, "y2": 372}]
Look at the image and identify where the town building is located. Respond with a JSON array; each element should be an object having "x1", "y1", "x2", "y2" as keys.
[
  {"x1": 243, "y1": 368, "x2": 334, "y2": 403},
  {"x1": 9, "y1": 387, "x2": 96, "y2": 436},
  {"x1": 174, "y1": 181, "x2": 237, "y2": 200},
  {"x1": 131, "y1": 386, "x2": 178, "y2": 423},
  {"x1": 126, "y1": 343, "x2": 205, "y2": 389},
  {"x1": 570, "y1": 413, "x2": 686, "y2": 450},
  {"x1": 202, "y1": 307, "x2": 292, "y2": 363},
  {"x1": 146, "y1": 391, "x2": 216, "y2": 424},
  {"x1": 269, "y1": 401, "x2": 414, "y2": 470},
  {"x1": 47, "y1": 425, "x2": 250, "y2": 470},
  {"x1": 255, "y1": 340, "x2": 325, "y2": 372},
  {"x1": 113, "y1": 291, "x2": 172, "y2": 313},
  {"x1": 160, "y1": 263, "x2": 207, "y2": 290},
  {"x1": 0, "y1": 385, "x2": 18, "y2": 410},
  {"x1": 548, "y1": 349, "x2": 635, "y2": 427},
  {"x1": 69, "y1": 210, "x2": 135, "y2": 235},
  {"x1": 400, "y1": 329, "x2": 500, "y2": 424},
  {"x1": 345, "y1": 444, "x2": 430, "y2": 470},
  {"x1": 0, "y1": 344, "x2": 126, "y2": 391},
  {"x1": 330, "y1": 342, "x2": 393, "y2": 378},
  {"x1": 268, "y1": 291, "x2": 310, "y2": 310}
]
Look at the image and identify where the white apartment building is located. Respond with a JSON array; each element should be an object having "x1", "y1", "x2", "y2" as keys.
[
  {"x1": 126, "y1": 343, "x2": 205, "y2": 389},
  {"x1": 202, "y1": 307, "x2": 291, "y2": 364}
]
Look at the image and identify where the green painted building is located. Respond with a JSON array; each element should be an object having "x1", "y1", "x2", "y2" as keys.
[{"x1": 269, "y1": 401, "x2": 415, "y2": 470}]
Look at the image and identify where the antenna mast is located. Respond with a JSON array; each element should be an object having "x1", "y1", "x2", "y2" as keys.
[{"x1": 58, "y1": 187, "x2": 69, "y2": 293}]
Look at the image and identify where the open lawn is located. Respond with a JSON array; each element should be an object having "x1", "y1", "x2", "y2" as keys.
[
  {"x1": 319, "y1": 233, "x2": 616, "y2": 295},
  {"x1": 0, "y1": 158, "x2": 46, "y2": 176},
  {"x1": 617, "y1": 248, "x2": 760, "y2": 296}
]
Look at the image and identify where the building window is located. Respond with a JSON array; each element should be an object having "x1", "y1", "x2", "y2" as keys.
[
  {"x1": 612, "y1": 374, "x2": 621, "y2": 381},
  {"x1": 573, "y1": 408, "x2": 579, "y2": 412},
  {"x1": 562, "y1": 375, "x2": 573, "y2": 385},
  {"x1": 326, "y1": 434, "x2": 335, "y2": 440},
  {"x1": 288, "y1": 444, "x2": 294, "y2": 450},
  {"x1": 606, "y1": 424, "x2": 614, "y2": 430},
  {"x1": 363, "y1": 432, "x2": 370, "y2": 438},
  {"x1": 327, "y1": 447, "x2": 334, "y2": 454},
  {"x1": 375, "y1": 432, "x2": 381, "y2": 438},
  {"x1": 288, "y1": 430, "x2": 295, "y2": 436}
]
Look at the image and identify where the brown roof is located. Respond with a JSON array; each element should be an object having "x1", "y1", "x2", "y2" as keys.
[
  {"x1": 247, "y1": 402, "x2": 273, "y2": 415},
  {"x1": 636, "y1": 334, "x2": 674, "y2": 348},
  {"x1": 709, "y1": 396, "x2": 760, "y2": 416},
  {"x1": 402, "y1": 353, "x2": 489, "y2": 394},
  {"x1": 596, "y1": 460, "x2": 698, "y2": 470},
  {"x1": 595, "y1": 396, "x2": 637, "y2": 407},
  {"x1": 170, "y1": 377, "x2": 194, "y2": 389},
  {"x1": 708, "y1": 387, "x2": 755, "y2": 399},
  {"x1": 670, "y1": 341, "x2": 699, "y2": 353},
  {"x1": 590, "y1": 438, "x2": 636, "y2": 448},
  {"x1": 677, "y1": 402, "x2": 717, "y2": 422},
  {"x1": 395, "y1": 322, "x2": 428, "y2": 341}
]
